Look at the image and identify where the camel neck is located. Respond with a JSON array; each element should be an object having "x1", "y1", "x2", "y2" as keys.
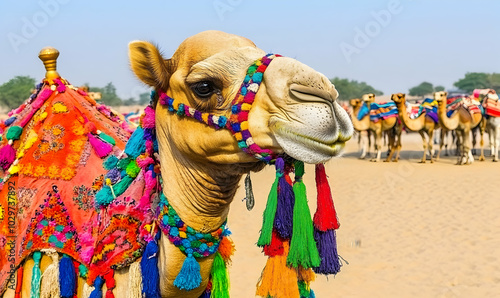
[{"x1": 159, "y1": 147, "x2": 244, "y2": 233}]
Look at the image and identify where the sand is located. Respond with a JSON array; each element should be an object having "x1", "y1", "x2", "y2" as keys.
[{"x1": 228, "y1": 131, "x2": 500, "y2": 297}]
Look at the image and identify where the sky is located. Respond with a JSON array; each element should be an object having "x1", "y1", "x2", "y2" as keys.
[{"x1": 1, "y1": 0, "x2": 499, "y2": 101}]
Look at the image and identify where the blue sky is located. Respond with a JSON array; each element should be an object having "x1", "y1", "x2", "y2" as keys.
[{"x1": 1, "y1": 0, "x2": 499, "y2": 100}]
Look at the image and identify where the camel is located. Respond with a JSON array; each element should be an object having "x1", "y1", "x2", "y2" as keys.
[
  {"x1": 3, "y1": 30, "x2": 353, "y2": 298},
  {"x1": 434, "y1": 91, "x2": 484, "y2": 164},
  {"x1": 483, "y1": 92, "x2": 500, "y2": 161},
  {"x1": 360, "y1": 93, "x2": 402, "y2": 162},
  {"x1": 391, "y1": 93, "x2": 446, "y2": 163},
  {"x1": 349, "y1": 98, "x2": 373, "y2": 159}
]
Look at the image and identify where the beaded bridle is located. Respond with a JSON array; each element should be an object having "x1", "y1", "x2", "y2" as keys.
[{"x1": 158, "y1": 53, "x2": 281, "y2": 164}]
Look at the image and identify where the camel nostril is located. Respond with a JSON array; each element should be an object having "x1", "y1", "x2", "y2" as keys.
[{"x1": 290, "y1": 83, "x2": 335, "y2": 103}]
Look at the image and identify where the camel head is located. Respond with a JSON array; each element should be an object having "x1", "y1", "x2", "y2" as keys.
[
  {"x1": 129, "y1": 30, "x2": 352, "y2": 167},
  {"x1": 391, "y1": 93, "x2": 406, "y2": 104},
  {"x1": 350, "y1": 98, "x2": 362, "y2": 108},
  {"x1": 434, "y1": 91, "x2": 448, "y2": 103},
  {"x1": 362, "y1": 93, "x2": 376, "y2": 104}
]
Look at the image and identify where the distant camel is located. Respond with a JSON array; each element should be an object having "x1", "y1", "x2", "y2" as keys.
[
  {"x1": 391, "y1": 93, "x2": 447, "y2": 163},
  {"x1": 435, "y1": 91, "x2": 484, "y2": 164}
]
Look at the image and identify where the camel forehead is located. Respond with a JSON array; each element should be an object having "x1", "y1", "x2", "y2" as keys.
[{"x1": 172, "y1": 30, "x2": 257, "y2": 64}]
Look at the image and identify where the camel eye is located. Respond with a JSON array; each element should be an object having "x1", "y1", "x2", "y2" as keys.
[{"x1": 191, "y1": 81, "x2": 215, "y2": 98}]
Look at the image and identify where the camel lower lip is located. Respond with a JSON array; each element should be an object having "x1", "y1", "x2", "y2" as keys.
[{"x1": 274, "y1": 126, "x2": 346, "y2": 156}]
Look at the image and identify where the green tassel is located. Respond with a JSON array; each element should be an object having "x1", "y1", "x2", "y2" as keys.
[
  {"x1": 112, "y1": 175, "x2": 135, "y2": 196},
  {"x1": 98, "y1": 130, "x2": 116, "y2": 145},
  {"x1": 298, "y1": 280, "x2": 311, "y2": 298},
  {"x1": 103, "y1": 155, "x2": 119, "y2": 170},
  {"x1": 6, "y1": 125, "x2": 23, "y2": 140},
  {"x1": 257, "y1": 166, "x2": 282, "y2": 247},
  {"x1": 210, "y1": 252, "x2": 229, "y2": 298},
  {"x1": 31, "y1": 251, "x2": 42, "y2": 298},
  {"x1": 125, "y1": 160, "x2": 141, "y2": 178},
  {"x1": 78, "y1": 264, "x2": 88, "y2": 278},
  {"x1": 117, "y1": 157, "x2": 133, "y2": 170},
  {"x1": 287, "y1": 161, "x2": 321, "y2": 269}
]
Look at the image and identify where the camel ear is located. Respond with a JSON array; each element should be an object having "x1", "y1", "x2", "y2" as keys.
[{"x1": 129, "y1": 41, "x2": 170, "y2": 91}]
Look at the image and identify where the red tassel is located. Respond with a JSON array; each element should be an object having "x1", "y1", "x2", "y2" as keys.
[
  {"x1": 0, "y1": 142, "x2": 16, "y2": 171},
  {"x1": 104, "y1": 269, "x2": 116, "y2": 298},
  {"x1": 263, "y1": 230, "x2": 285, "y2": 257},
  {"x1": 14, "y1": 265, "x2": 23, "y2": 298},
  {"x1": 88, "y1": 133, "x2": 113, "y2": 158},
  {"x1": 313, "y1": 164, "x2": 339, "y2": 231}
]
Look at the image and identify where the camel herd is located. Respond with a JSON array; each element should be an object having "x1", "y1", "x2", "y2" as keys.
[{"x1": 349, "y1": 91, "x2": 500, "y2": 165}]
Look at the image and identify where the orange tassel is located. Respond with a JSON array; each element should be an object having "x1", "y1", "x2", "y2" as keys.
[
  {"x1": 218, "y1": 236, "x2": 235, "y2": 264},
  {"x1": 15, "y1": 265, "x2": 23, "y2": 298},
  {"x1": 298, "y1": 266, "x2": 316, "y2": 283},
  {"x1": 256, "y1": 241, "x2": 299, "y2": 298}
]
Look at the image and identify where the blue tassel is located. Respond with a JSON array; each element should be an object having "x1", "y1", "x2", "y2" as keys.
[
  {"x1": 173, "y1": 254, "x2": 202, "y2": 291},
  {"x1": 310, "y1": 289, "x2": 316, "y2": 298},
  {"x1": 31, "y1": 251, "x2": 42, "y2": 298},
  {"x1": 4, "y1": 116, "x2": 16, "y2": 126},
  {"x1": 141, "y1": 232, "x2": 160, "y2": 298},
  {"x1": 95, "y1": 186, "x2": 114, "y2": 207},
  {"x1": 59, "y1": 254, "x2": 76, "y2": 298},
  {"x1": 103, "y1": 155, "x2": 119, "y2": 170},
  {"x1": 124, "y1": 127, "x2": 146, "y2": 158},
  {"x1": 89, "y1": 276, "x2": 104, "y2": 298},
  {"x1": 198, "y1": 290, "x2": 211, "y2": 298}
]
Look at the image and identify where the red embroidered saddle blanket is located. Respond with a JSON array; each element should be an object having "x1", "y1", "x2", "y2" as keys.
[
  {"x1": 0, "y1": 82, "x2": 150, "y2": 292},
  {"x1": 483, "y1": 97, "x2": 500, "y2": 117}
]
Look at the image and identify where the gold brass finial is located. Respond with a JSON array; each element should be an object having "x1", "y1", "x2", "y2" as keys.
[{"x1": 38, "y1": 47, "x2": 60, "y2": 81}]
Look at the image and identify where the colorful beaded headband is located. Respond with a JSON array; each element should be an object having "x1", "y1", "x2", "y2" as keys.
[{"x1": 158, "y1": 53, "x2": 281, "y2": 164}]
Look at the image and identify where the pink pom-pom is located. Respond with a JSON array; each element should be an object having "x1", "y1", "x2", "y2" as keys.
[
  {"x1": 0, "y1": 144, "x2": 16, "y2": 171},
  {"x1": 142, "y1": 106, "x2": 156, "y2": 129}
]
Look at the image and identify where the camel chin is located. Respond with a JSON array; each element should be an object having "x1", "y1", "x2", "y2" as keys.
[{"x1": 269, "y1": 113, "x2": 348, "y2": 164}]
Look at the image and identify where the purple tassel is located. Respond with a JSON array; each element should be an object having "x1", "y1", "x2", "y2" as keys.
[
  {"x1": 0, "y1": 143, "x2": 16, "y2": 171},
  {"x1": 274, "y1": 170, "x2": 294, "y2": 239},
  {"x1": 313, "y1": 228, "x2": 341, "y2": 275}
]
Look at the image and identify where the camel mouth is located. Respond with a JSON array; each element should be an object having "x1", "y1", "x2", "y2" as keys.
[{"x1": 269, "y1": 117, "x2": 347, "y2": 164}]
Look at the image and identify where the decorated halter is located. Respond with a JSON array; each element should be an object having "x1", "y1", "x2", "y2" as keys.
[{"x1": 158, "y1": 53, "x2": 281, "y2": 164}]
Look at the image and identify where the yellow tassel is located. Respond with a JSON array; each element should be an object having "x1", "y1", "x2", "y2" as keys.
[
  {"x1": 128, "y1": 261, "x2": 142, "y2": 298},
  {"x1": 23, "y1": 131, "x2": 38, "y2": 150},
  {"x1": 8, "y1": 160, "x2": 20, "y2": 174},
  {"x1": 218, "y1": 236, "x2": 235, "y2": 264},
  {"x1": 82, "y1": 283, "x2": 94, "y2": 298},
  {"x1": 40, "y1": 249, "x2": 60, "y2": 298},
  {"x1": 256, "y1": 242, "x2": 299, "y2": 298},
  {"x1": 298, "y1": 266, "x2": 316, "y2": 283}
]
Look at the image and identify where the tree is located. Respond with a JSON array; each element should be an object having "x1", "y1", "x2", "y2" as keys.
[
  {"x1": 0, "y1": 76, "x2": 36, "y2": 110},
  {"x1": 453, "y1": 72, "x2": 489, "y2": 93},
  {"x1": 409, "y1": 82, "x2": 434, "y2": 97},
  {"x1": 434, "y1": 85, "x2": 445, "y2": 92},
  {"x1": 90, "y1": 82, "x2": 122, "y2": 106},
  {"x1": 487, "y1": 73, "x2": 500, "y2": 93},
  {"x1": 329, "y1": 77, "x2": 383, "y2": 101}
]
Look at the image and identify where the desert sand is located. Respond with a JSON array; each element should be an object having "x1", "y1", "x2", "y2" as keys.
[{"x1": 228, "y1": 131, "x2": 500, "y2": 297}]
